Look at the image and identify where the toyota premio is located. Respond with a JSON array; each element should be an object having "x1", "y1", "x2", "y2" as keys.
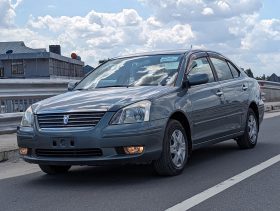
[{"x1": 17, "y1": 50, "x2": 264, "y2": 176}]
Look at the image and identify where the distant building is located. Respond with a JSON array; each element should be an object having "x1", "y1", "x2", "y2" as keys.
[
  {"x1": 0, "y1": 41, "x2": 84, "y2": 79},
  {"x1": 268, "y1": 73, "x2": 280, "y2": 83},
  {"x1": 83, "y1": 65, "x2": 94, "y2": 75}
]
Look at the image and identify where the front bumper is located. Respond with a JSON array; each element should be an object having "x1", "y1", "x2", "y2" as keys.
[{"x1": 17, "y1": 117, "x2": 167, "y2": 166}]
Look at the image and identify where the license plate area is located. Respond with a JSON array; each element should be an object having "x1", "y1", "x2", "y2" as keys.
[{"x1": 52, "y1": 137, "x2": 75, "y2": 148}]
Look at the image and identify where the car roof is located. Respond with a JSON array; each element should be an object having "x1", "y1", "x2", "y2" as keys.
[
  {"x1": 111, "y1": 50, "x2": 188, "y2": 60},
  {"x1": 110, "y1": 49, "x2": 226, "y2": 60}
]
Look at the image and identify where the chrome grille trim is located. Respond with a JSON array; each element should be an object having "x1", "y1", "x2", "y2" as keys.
[{"x1": 37, "y1": 112, "x2": 106, "y2": 128}]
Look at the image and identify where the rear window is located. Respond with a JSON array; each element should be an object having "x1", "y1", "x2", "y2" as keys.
[
  {"x1": 210, "y1": 58, "x2": 233, "y2": 81},
  {"x1": 227, "y1": 62, "x2": 240, "y2": 78}
]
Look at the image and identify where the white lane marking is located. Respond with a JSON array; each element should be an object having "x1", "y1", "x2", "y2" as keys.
[{"x1": 166, "y1": 154, "x2": 280, "y2": 211}]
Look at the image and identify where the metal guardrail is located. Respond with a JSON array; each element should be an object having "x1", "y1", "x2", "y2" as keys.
[
  {"x1": 0, "y1": 112, "x2": 23, "y2": 134},
  {"x1": 0, "y1": 78, "x2": 279, "y2": 135},
  {"x1": 0, "y1": 79, "x2": 73, "y2": 113},
  {"x1": 258, "y1": 80, "x2": 280, "y2": 102},
  {"x1": 258, "y1": 80, "x2": 280, "y2": 87},
  {"x1": 0, "y1": 79, "x2": 279, "y2": 113}
]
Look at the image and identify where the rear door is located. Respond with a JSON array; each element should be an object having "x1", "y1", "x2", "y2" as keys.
[
  {"x1": 208, "y1": 54, "x2": 248, "y2": 134},
  {"x1": 186, "y1": 53, "x2": 227, "y2": 144},
  {"x1": 227, "y1": 61, "x2": 249, "y2": 126}
]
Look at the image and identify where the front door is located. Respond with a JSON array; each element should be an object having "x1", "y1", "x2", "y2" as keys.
[{"x1": 186, "y1": 54, "x2": 227, "y2": 144}]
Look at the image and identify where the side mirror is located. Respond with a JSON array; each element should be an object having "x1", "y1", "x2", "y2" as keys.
[
  {"x1": 187, "y1": 73, "x2": 209, "y2": 86},
  {"x1": 68, "y1": 81, "x2": 78, "y2": 91}
]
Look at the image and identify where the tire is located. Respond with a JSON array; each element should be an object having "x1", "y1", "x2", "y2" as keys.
[
  {"x1": 154, "y1": 119, "x2": 189, "y2": 176},
  {"x1": 39, "y1": 165, "x2": 71, "y2": 175},
  {"x1": 236, "y1": 108, "x2": 258, "y2": 149}
]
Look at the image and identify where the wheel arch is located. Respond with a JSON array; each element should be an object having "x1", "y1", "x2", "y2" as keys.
[
  {"x1": 168, "y1": 110, "x2": 192, "y2": 153},
  {"x1": 249, "y1": 101, "x2": 259, "y2": 129}
]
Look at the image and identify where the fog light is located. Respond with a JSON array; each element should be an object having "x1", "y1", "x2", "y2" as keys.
[
  {"x1": 124, "y1": 146, "x2": 144, "y2": 155},
  {"x1": 19, "y1": 148, "x2": 28, "y2": 155}
]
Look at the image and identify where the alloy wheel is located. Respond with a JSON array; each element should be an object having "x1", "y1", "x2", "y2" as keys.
[
  {"x1": 170, "y1": 129, "x2": 186, "y2": 168},
  {"x1": 248, "y1": 114, "x2": 257, "y2": 144}
]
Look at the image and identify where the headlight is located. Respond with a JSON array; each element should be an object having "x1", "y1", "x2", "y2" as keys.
[
  {"x1": 21, "y1": 106, "x2": 34, "y2": 127},
  {"x1": 110, "y1": 100, "x2": 151, "y2": 125}
]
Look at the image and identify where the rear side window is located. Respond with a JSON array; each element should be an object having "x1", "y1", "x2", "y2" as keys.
[
  {"x1": 188, "y1": 57, "x2": 215, "y2": 83},
  {"x1": 227, "y1": 62, "x2": 240, "y2": 78},
  {"x1": 210, "y1": 58, "x2": 233, "y2": 81}
]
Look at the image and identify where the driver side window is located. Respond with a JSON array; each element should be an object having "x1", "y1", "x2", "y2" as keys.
[{"x1": 188, "y1": 57, "x2": 215, "y2": 83}]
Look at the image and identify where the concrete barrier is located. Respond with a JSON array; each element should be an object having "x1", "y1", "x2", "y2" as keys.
[{"x1": 258, "y1": 80, "x2": 280, "y2": 102}]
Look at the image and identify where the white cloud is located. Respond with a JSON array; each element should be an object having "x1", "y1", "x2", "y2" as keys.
[
  {"x1": 145, "y1": 24, "x2": 194, "y2": 49},
  {"x1": 139, "y1": 0, "x2": 263, "y2": 22},
  {"x1": 27, "y1": 9, "x2": 195, "y2": 63},
  {"x1": 0, "y1": 0, "x2": 22, "y2": 26},
  {"x1": 241, "y1": 19, "x2": 280, "y2": 52},
  {"x1": 146, "y1": 17, "x2": 162, "y2": 28},
  {"x1": 217, "y1": 1, "x2": 230, "y2": 12},
  {"x1": 11, "y1": 0, "x2": 22, "y2": 8},
  {"x1": 202, "y1": 8, "x2": 214, "y2": 16}
]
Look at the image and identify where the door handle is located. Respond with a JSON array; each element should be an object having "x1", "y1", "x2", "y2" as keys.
[
  {"x1": 242, "y1": 84, "x2": 248, "y2": 91},
  {"x1": 216, "y1": 90, "x2": 223, "y2": 97}
]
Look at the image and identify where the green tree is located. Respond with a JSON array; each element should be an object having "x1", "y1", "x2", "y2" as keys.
[{"x1": 245, "y1": 68, "x2": 254, "y2": 78}]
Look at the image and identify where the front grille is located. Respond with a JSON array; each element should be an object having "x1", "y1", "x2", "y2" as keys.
[
  {"x1": 35, "y1": 148, "x2": 103, "y2": 157},
  {"x1": 37, "y1": 112, "x2": 106, "y2": 128}
]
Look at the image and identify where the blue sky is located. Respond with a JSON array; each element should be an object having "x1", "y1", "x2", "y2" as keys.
[
  {"x1": 15, "y1": 0, "x2": 279, "y2": 24},
  {"x1": 15, "y1": 0, "x2": 151, "y2": 25},
  {"x1": 1, "y1": 0, "x2": 280, "y2": 76},
  {"x1": 259, "y1": 0, "x2": 280, "y2": 19}
]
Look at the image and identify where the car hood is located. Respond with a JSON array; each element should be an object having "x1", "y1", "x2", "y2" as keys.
[{"x1": 33, "y1": 86, "x2": 177, "y2": 114}]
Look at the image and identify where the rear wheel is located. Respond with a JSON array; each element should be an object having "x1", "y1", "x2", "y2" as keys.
[
  {"x1": 236, "y1": 108, "x2": 258, "y2": 149},
  {"x1": 154, "y1": 120, "x2": 188, "y2": 176},
  {"x1": 39, "y1": 165, "x2": 71, "y2": 175}
]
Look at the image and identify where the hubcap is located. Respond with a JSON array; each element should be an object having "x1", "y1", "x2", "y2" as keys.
[
  {"x1": 248, "y1": 114, "x2": 257, "y2": 144},
  {"x1": 170, "y1": 129, "x2": 186, "y2": 168}
]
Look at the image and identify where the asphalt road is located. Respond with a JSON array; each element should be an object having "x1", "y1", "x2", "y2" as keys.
[{"x1": 0, "y1": 113, "x2": 280, "y2": 211}]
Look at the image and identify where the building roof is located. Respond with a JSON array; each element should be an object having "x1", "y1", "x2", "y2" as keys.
[
  {"x1": 268, "y1": 73, "x2": 280, "y2": 82},
  {"x1": 83, "y1": 65, "x2": 94, "y2": 73},
  {"x1": 0, "y1": 41, "x2": 46, "y2": 54},
  {"x1": 0, "y1": 41, "x2": 84, "y2": 66}
]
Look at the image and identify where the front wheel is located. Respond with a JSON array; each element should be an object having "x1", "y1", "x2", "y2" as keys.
[
  {"x1": 236, "y1": 108, "x2": 258, "y2": 149},
  {"x1": 153, "y1": 120, "x2": 188, "y2": 176},
  {"x1": 39, "y1": 165, "x2": 71, "y2": 175}
]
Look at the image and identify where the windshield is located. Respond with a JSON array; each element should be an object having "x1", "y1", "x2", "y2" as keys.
[{"x1": 75, "y1": 54, "x2": 182, "y2": 90}]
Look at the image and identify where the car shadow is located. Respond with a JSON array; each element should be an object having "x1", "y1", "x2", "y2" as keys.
[{"x1": 189, "y1": 140, "x2": 240, "y2": 166}]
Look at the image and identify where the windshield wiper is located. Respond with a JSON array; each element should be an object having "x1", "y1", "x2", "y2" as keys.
[
  {"x1": 95, "y1": 85, "x2": 131, "y2": 88},
  {"x1": 74, "y1": 88, "x2": 87, "y2": 91}
]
